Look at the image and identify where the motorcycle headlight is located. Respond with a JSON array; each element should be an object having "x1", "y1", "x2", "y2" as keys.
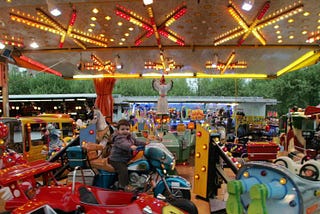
[{"x1": 171, "y1": 159, "x2": 176, "y2": 170}]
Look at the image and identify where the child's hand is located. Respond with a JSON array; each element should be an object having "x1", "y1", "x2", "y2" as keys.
[{"x1": 131, "y1": 145, "x2": 137, "y2": 151}]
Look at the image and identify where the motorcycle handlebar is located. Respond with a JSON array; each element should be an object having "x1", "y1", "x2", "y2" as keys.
[{"x1": 136, "y1": 145, "x2": 145, "y2": 151}]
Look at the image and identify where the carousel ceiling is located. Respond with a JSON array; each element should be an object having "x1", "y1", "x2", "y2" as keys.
[{"x1": 0, "y1": 0, "x2": 319, "y2": 79}]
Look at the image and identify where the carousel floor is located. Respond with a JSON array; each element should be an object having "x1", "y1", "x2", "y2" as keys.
[{"x1": 176, "y1": 158, "x2": 232, "y2": 214}]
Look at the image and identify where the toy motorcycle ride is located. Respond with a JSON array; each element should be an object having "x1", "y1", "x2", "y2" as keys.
[
  {"x1": 82, "y1": 142, "x2": 192, "y2": 198},
  {"x1": 70, "y1": 142, "x2": 197, "y2": 213}
]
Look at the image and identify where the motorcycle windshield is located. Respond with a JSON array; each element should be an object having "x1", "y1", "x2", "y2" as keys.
[{"x1": 144, "y1": 143, "x2": 175, "y2": 168}]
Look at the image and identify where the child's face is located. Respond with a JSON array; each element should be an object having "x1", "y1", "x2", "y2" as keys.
[{"x1": 118, "y1": 125, "x2": 130, "y2": 135}]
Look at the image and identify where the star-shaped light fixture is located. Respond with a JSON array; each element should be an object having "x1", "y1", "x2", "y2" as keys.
[
  {"x1": 0, "y1": 35, "x2": 24, "y2": 48},
  {"x1": 306, "y1": 31, "x2": 320, "y2": 44},
  {"x1": 10, "y1": 7, "x2": 108, "y2": 49},
  {"x1": 115, "y1": 3, "x2": 186, "y2": 48},
  {"x1": 145, "y1": 51, "x2": 183, "y2": 74},
  {"x1": 214, "y1": 1, "x2": 303, "y2": 46},
  {"x1": 84, "y1": 54, "x2": 116, "y2": 74},
  {"x1": 205, "y1": 51, "x2": 247, "y2": 74}
]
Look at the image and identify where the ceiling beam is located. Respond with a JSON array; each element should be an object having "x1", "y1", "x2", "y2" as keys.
[{"x1": 20, "y1": 44, "x2": 319, "y2": 54}]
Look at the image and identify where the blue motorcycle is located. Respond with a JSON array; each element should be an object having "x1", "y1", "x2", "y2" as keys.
[
  {"x1": 68, "y1": 142, "x2": 192, "y2": 200},
  {"x1": 99, "y1": 142, "x2": 191, "y2": 199}
]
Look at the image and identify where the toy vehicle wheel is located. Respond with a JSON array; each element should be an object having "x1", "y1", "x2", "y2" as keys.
[
  {"x1": 163, "y1": 189, "x2": 191, "y2": 200},
  {"x1": 274, "y1": 159, "x2": 288, "y2": 168},
  {"x1": 299, "y1": 163, "x2": 319, "y2": 181},
  {"x1": 167, "y1": 198, "x2": 198, "y2": 214}
]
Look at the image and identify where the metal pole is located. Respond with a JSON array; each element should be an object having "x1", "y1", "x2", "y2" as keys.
[{"x1": 0, "y1": 57, "x2": 9, "y2": 117}]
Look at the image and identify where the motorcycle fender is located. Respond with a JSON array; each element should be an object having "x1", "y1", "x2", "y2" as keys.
[
  {"x1": 154, "y1": 176, "x2": 191, "y2": 196},
  {"x1": 128, "y1": 160, "x2": 150, "y2": 171}
]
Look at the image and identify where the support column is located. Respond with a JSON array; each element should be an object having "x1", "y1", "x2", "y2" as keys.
[{"x1": 0, "y1": 57, "x2": 9, "y2": 117}]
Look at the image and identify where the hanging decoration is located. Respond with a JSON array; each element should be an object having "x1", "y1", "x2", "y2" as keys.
[
  {"x1": 144, "y1": 51, "x2": 183, "y2": 74},
  {"x1": 9, "y1": 7, "x2": 108, "y2": 49},
  {"x1": 205, "y1": 51, "x2": 247, "y2": 74},
  {"x1": 214, "y1": 1, "x2": 303, "y2": 46},
  {"x1": 115, "y1": 3, "x2": 186, "y2": 48},
  {"x1": 84, "y1": 54, "x2": 116, "y2": 74}
]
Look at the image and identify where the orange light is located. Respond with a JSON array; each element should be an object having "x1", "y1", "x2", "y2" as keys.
[
  {"x1": 202, "y1": 145, "x2": 207, "y2": 150},
  {"x1": 201, "y1": 166, "x2": 206, "y2": 172},
  {"x1": 194, "y1": 174, "x2": 200, "y2": 179},
  {"x1": 196, "y1": 152, "x2": 201, "y2": 158}
]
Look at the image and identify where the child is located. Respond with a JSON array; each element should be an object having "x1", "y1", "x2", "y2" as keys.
[
  {"x1": 108, "y1": 119, "x2": 148, "y2": 191},
  {"x1": 46, "y1": 124, "x2": 63, "y2": 157}
]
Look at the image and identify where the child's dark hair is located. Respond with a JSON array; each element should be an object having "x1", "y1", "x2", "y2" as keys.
[{"x1": 117, "y1": 119, "x2": 130, "y2": 129}]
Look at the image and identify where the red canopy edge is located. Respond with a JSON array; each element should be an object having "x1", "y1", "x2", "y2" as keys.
[{"x1": 12, "y1": 55, "x2": 62, "y2": 77}]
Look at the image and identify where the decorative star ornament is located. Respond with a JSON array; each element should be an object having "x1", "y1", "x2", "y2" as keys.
[
  {"x1": 115, "y1": 3, "x2": 186, "y2": 48},
  {"x1": 214, "y1": 1, "x2": 303, "y2": 46},
  {"x1": 145, "y1": 51, "x2": 183, "y2": 74},
  {"x1": 205, "y1": 51, "x2": 247, "y2": 74},
  {"x1": 10, "y1": 7, "x2": 108, "y2": 49},
  {"x1": 84, "y1": 54, "x2": 116, "y2": 74}
]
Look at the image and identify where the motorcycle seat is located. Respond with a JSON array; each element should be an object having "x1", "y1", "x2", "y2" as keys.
[{"x1": 90, "y1": 157, "x2": 115, "y2": 172}]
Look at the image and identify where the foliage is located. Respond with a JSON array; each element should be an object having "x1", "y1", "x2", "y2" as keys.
[
  {"x1": 8, "y1": 68, "x2": 94, "y2": 94},
  {"x1": 7, "y1": 62, "x2": 320, "y2": 116}
]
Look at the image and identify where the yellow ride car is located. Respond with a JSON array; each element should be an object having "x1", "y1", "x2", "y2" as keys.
[{"x1": 1, "y1": 114, "x2": 76, "y2": 162}]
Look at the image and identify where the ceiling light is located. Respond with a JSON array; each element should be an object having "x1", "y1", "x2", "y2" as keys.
[
  {"x1": 50, "y1": 8, "x2": 61, "y2": 17},
  {"x1": 303, "y1": 12, "x2": 310, "y2": 16},
  {"x1": 30, "y1": 41, "x2": 39, "y2": 48},
  {"x1": 46, "y1": 0, "x2": 61, "y2": 17},
  {"x1": 92, "y1": 8, "x2": 99, "y2": 14},
  {"x1": 242, "y1": 0, "x2": 254, "y2": 11},
  {"x1": 143, "y1": 0, "x2": 153, "y2": 6},
  {"x1": 142, "y1": 72, "x2": 193, "y2": 78}
]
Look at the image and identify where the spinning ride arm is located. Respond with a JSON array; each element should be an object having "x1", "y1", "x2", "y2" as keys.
[{"x1": 227, "y1": 162, "x2": 320, "y2": 214}]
